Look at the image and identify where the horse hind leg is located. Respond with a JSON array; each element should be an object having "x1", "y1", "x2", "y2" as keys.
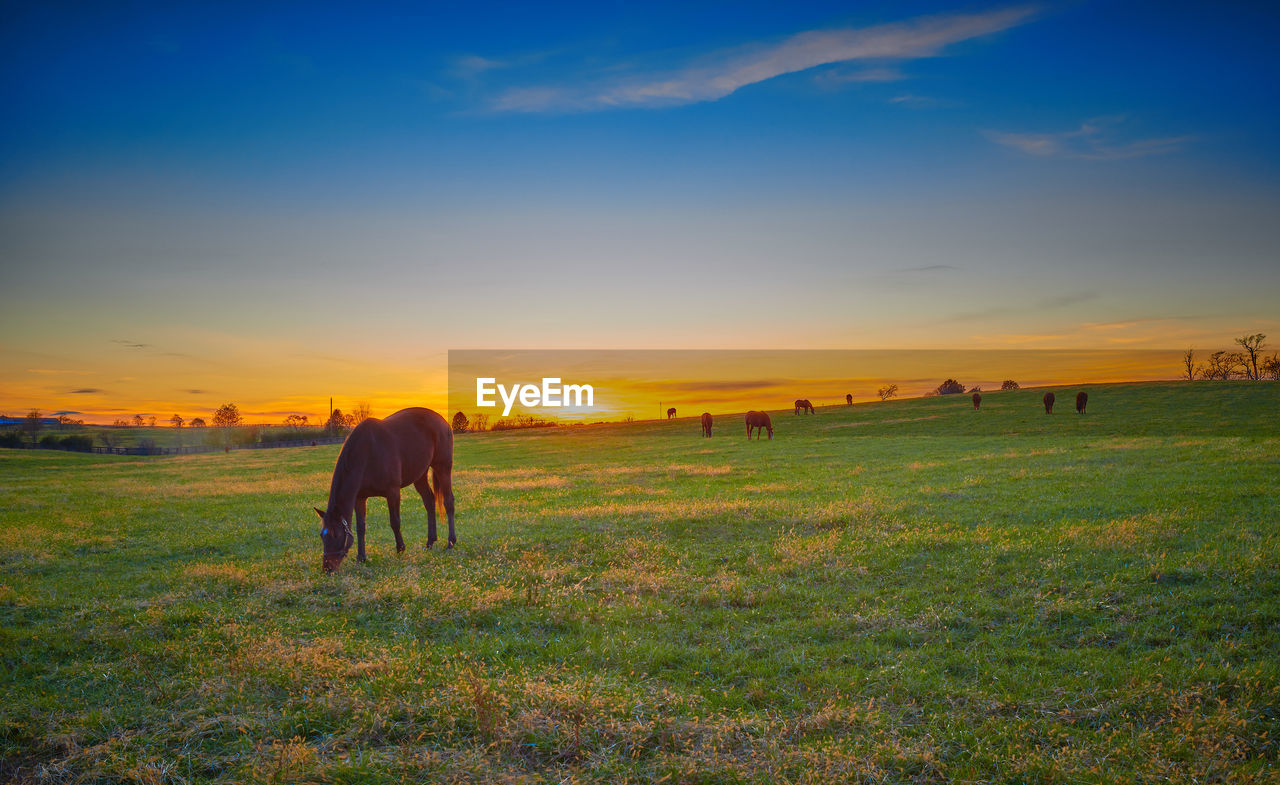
[
  {"x1": 387, "y1": 489, "x2": 405, "y2": 554},
  {"x1": 434, "y1": 464, "x2": 457, "y2": 547},
  {"x1": 414, "y1": 474, "x2": 437, "y2": 548}
]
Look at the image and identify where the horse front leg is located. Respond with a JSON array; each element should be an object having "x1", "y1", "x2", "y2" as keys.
[
  {"x1": 355, "y1": 497, "x2": 368, "y2": 562},
  {"x1": 388, "y1": 490, "x2": 405, "y2": 554}
]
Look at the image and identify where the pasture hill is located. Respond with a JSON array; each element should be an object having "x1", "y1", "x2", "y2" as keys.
[{"x1": 2, "y1": 381, "x2": 1278, "y2": 783}]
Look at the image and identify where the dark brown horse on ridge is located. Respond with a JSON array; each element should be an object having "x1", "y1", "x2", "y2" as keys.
[
  {"x1": 1076, "y1": 391, "x2": 1088, "y2": 414},
  {"x1": 1043, "y1": 392, "x2": 1055, "y2": 414},
  {"x1": 314, "y1": 407, "x2": 455, "y2": 572},
  {"x1": 667, "y1": 407, "x2": 677, "y2": 420},
  {"x1": 972, "y1": 392, "x2": 982, "y2": 410},
  {"x1": 846, "y1": 393, "x2": 853, "y2": 406},
  {"x1": 701, "y1": 412, "x2": 713, "y2": 437},
  {"x1": 794, "y1": 399, "x2": 814, "y2": 415},
  {"x1": 746, "y1": 411, "x2": 773, "y2": 440}
]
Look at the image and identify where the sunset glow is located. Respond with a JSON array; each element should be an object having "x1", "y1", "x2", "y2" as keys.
[{"x1": 2, "y1": 3, "x2": 1277, "y2": 421}]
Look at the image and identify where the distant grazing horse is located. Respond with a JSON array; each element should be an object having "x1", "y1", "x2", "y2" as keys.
[
  {"x1": 313, "y1": 407, "x2": 455, "y2": 572},
  {"x1": 667, "y1": 407, "x2": 677, "y2": 420},
  {"x1": 1043, "y1": 392, "x2": 1055, "y2": 414},
  {"x1": 846, "y1": 393, "x2": 853, "y2": 406},
  {"x1": 746, "y1": 411, "x2": 773, "y2": 440},
  {"x1": 701, "y1": 412, "x2": 713, "y2": 437},
  {"x1": 972, "y1": 392, "x2": 982, "y2": 410},
  {"x1": 1076, "y1": 391, "x2": 1088, "y2": 414},
  {"x1": 794, "y1": 399, "x2": 814, "y2": 415}
]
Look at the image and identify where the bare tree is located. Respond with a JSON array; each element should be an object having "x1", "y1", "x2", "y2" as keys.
[
  {"x1": 132, "y1": 414, "x2": 145, "y2": 427},
  {"x1": 471, "y1": 412, "x2": 489, "y2": 432},
  {"x1": 1234, "y1": 333, "x2": 1266, "y2": 380},
  {"x1": 23, "y1": 409, "x2": 43, "y2": 446},
  {"x1": 1182, "y1": 349, "x2": 1197, "y2": 381},
  {"x1": 283, "y1": 414, "x2": 309, "y2": 428},
  {"x1": 351, "y1": 401, "x2": 373, "y2": 426},
  {"x1": 1001, "y1": 380, "x2": 1020, "y2": 390},
  {"x1": 877, "y1": 384, "x2": 899, "y2": 401},
  {"x1": 1202, "y1": 351, "x2": 1246, "y2": 380},
  {"x1": 170, "y1": 414, "x2": 184, "y2": 428},
  {"x1": 189, "y1": 417, "x2": 207, "y2": 428},
  {"x1": 1261, "y1": 353, "x2": 1280, "y2": 381}
]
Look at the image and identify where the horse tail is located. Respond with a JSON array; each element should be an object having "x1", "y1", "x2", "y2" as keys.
[{"x1": 432, "y1": 466, "x2": 447, "y2": 518}]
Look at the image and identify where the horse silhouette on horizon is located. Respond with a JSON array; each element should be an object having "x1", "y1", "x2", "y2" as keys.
[
  {"x1": 846, "y1": 393, "x2": 853, "y2": 406},
  {"x1": 794, "y1": 399, "x2": 814, "y2": 415},
  {"x1": 313, "y1": 407, "x2": 455, "y2": 572},
  {"x1": 667, "y1": 407, "x2": 677, "y2": 420}
]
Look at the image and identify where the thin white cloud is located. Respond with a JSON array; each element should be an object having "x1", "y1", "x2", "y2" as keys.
[
  {"x1": 490, "y1": 6, "x2": 1039, "y2": 113},
  {"x1": 985, "y1": 117, "x2": 1193, "y2": 160},
  {"x1": 818, "y1": 66, "x2": 907, "y2": 85}
]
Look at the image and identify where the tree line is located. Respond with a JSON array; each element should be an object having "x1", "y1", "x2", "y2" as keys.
[{"x1": 1184, "y1": 334, "x2": 1277, "y2": 381}]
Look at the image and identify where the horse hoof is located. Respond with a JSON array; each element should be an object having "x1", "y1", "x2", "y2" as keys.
[{"x1": 426, "y1": 540, "x2": 436, "y2": 549}]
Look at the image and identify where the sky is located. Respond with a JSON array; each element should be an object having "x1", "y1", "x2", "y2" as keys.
[{"x1": 1, "y1": 1, "x2": 1278, "y2": 422}]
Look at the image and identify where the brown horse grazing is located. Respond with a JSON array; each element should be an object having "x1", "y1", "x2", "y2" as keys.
[
  {"x1": 1043, "y1": 392, "x2": 1055, "y2": 414},
  {"x1": 667, "y1": 407, "x2": 677, "y2": 420},
  {"x1": 1076, "y1": 391, "x2": 1088, "y2": 414},
  {"x1": 846, "y1": 393, "x2": 853, "y2": 405},
  {"x1": 972, "y1": 392, "x2": 982, "y2": 410},
  {"x1": 746, "y1": 410, "x2": 773, "y2": 440},
  {"x1": 314, "y1": 407, "x2": 455, "y2": 572},
  {"x1": 701, "y1": 412, "x2": 713, "y2": 437},
  {"x1": 794, "y1": 399, "x2": 814, "y2": 415}
]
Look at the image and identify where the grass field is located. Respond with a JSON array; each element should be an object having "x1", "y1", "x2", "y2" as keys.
[{"x1": 3, "y1": 381, "x2": 1278, "y2": 783}]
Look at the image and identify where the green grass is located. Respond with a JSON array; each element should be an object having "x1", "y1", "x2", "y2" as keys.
[{"x1": 2, "y1": 381, "x2": 1278, "y2": 783}]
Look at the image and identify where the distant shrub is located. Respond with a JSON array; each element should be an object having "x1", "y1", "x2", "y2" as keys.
[
  {"x1": 490, "y1": 414, "x2": 558, "y2": 431},
  {"x1": 40, "y1": 434, "x2": 62, "y2": 448},
  {"x1": 1001, "y1": 380, "x2": 1020, "y2": 390},
  {"x1": 231, "y1": 426, "x2": 261, "y2": 447},
  {"x1": 0, "y1": 431, "x2": 26, "y2": 448},
  {"x1": 935, "y1": 379, "x2": 965, "y2": 395},
  {"x1": 137, "y1": 438, "x2": 160, "y2": 455},
  {"x1": 60, "y1": 435, "x2": 94, "y2": 451},
  {"x1": 452, "y1": 412, "x2": 469, "y2": 434}
]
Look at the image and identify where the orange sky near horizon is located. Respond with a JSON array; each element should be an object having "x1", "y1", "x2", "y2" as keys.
[{"x1": 3, "y1": 325, "x2": 1274, "y2": 425}]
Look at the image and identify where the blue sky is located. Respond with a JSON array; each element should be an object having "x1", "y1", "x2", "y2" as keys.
[{"x1": 2, "y1": 1, "x2": 1278, "y2": 419}]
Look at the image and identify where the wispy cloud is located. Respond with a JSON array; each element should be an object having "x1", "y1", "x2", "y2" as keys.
[
  {"x1": 984, "y1": 116, "x2": 1192, "y2": 160},
  {"x1": 69, "y1": 388, "x2": 105, "y2": 394},
  {"x1": 815, "y1": 65, "x2": 907, "y2": 87},
  {"x1": 489, "y1": 6, "x2": 1039, "y2": 113},
  {"x1": 110, "y1": 339, "x2": 151, "y2": 350}
]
